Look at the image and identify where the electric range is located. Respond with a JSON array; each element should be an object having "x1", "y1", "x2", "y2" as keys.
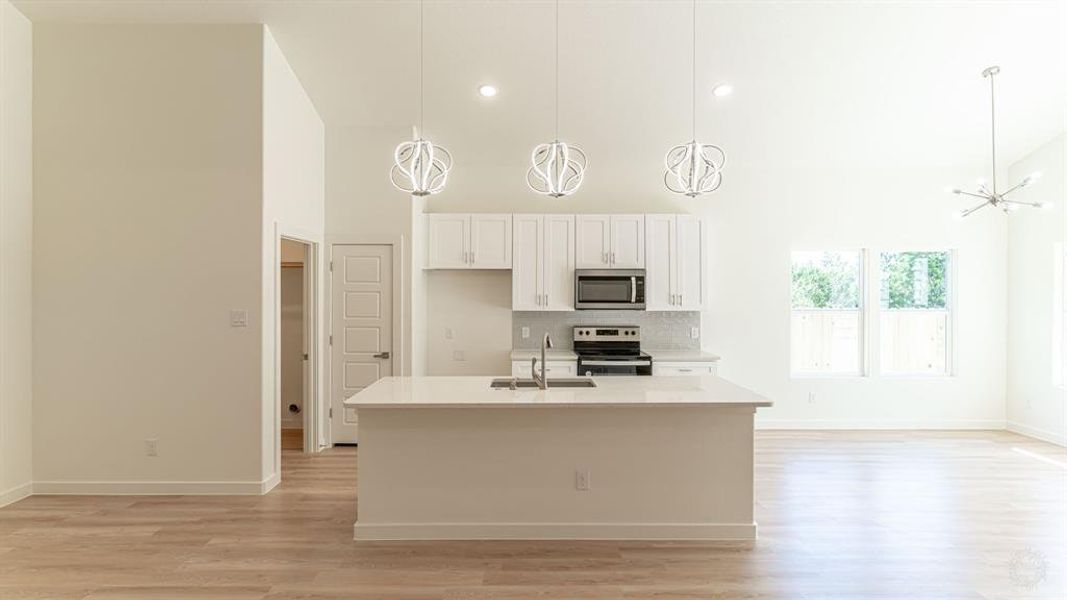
[{"x1": 573, "y1": 326, "x2": 652, "y2": 376}]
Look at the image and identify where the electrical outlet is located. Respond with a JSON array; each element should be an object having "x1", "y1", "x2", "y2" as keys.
[
  {"x1": 690, "y1": 327, "x2": 700, "y2": 339},
  {"x1": 452, "y1": 350, "x2": 465, "y2": 361},
  {"x1": 229, "y1": 309, "x2": 248, "y2": 328},
  {"x1": 808, "y1": 391, "x2": 815, "y2": 404},
  {"x1": 521, "y1": 326, "x2": 530, "y2": 339},
  {"x1": 575, "y1": 468, "x2": 590, "y2": 491},
  {"x1": 144, "y1": 439, "x2": 158, "y2": 457},
  {"x1": 444, "y1": 327, "x2": 454, "y2": 340}
]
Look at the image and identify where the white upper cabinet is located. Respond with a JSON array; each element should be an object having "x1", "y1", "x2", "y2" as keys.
[
  {"x1": 542, "y1": 215, "x2": 576, "y2": 310},
  {"x1": 575, "y1": 214, "x2": 644, "y2": 269},
  {"x1": 426, "y1": 214, "x2": 469, "y2": 269},
  {"x1": 575, "y1": 215, "x2": 610, "y2": 268},
  {"x1": 644, "y1": 214, "x2": 705, "y2": 311},
  {"x1": 512, "y1": 214, "x2": 574, "y2": 311},
  {"x1": 470, "y1": 214, "x2": 512, "y2": 268},
  {"x1": 511, "y1": 215, "x2": 543, "y2": 310},
  {"x1": 645, "y1": 214, "x2": 675, "y2": 311},
  {"x1": 427, "y1": 214, "x2": 512, "y2": 269},
  {"x1": 610, "y1": 214, "x2": 645, "y2": 268},
  {"x1": 675, "y1": 214, "x2": 705, "y2": 310}
]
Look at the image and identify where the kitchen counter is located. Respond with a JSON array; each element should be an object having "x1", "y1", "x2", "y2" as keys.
[
  {"x1": 509, "y1": 349, "x2": 579, "y2": 361},
  {"x1": 346, "y1": 375, "x2": 772, "y2": 542},
  {"x1": 346, "y1": 375, "x2": 768, "y2": 409},
  {"x1": 644, "y1": 349, "x2": 721, "y2": 362}
]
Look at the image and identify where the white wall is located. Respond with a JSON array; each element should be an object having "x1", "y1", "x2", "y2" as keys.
[
  {"x1": 1007, "y1": 133, "x2": 1066, "y2": 445},
  {"x1": 262, "y1": 27, "x2": 325, "y2": 476},
  {"x1": 0, "y1": 0, "x2": 32, "y2": 507},
  {"x1": 32, "y1": 24, "x2": 267, "y2": 491},
  {"x1": 425, "y1": 270, "x2": 512, "y2": 375}
]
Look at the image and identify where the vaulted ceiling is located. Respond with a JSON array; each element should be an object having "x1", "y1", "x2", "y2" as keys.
[{"x1": 16, "y1": 0, "x2": 1067, "y2": 169}]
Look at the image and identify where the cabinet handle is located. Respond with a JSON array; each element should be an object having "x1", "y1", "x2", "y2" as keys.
[
  {"x1": 602, "y1": 251, "x2": 608, "y2": 264},
  {"x1": 678, "y1": 294, "x2": 682, "y2": 306},
  {"x1": 678, "y1": 368, "x2": 692, "y2": 373},
  {"x1": 470, "y1": 251, "x2": 475, "y2": 264},
  {"x1": 611, "y1": 252, "x2": 616, "y2": 264}
]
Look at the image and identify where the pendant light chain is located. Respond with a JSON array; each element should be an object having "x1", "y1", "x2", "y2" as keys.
[
  {"x1": 691, "y1": 0, "x2": 696, "y2": 141},
  {"x1": 389, "y1": 0, "x2": 452, "y2": 197},
  {"x1": 555, "y1": 0, "x2": 560, "y2": 141},
  {"x1": 988, "y1": 69, "x2": 996, "y2": 193},
  {"x1": 526, "y1": 0, "x2": 587, "y2": 197}
]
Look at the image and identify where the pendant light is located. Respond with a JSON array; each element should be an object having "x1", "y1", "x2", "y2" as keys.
[
  {"x1": 527, "y1": 0, "x2": 587, "y2": 197},
  {"x1": 390, "y1": 0, "x2": 452, "y2": 197},
  {"x1": 950, "y1": 66, "x2": 1047, "y2": 217},
  {"x1": 664, "y1": 0, "x2": 726, "y2": 197}
]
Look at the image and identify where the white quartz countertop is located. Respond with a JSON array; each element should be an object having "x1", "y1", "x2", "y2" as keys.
[
  {"x1": 644, "y1": 350, "x2": 721, "y2": 362},
  {"x1": 509, "y1": 349, "x2": 579, "y2": 361},
  {"x1": 344, "y1": 376, "x2": 772, "y2": 409}
]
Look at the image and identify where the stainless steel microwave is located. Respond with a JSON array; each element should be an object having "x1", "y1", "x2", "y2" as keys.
[{"x1": 574, "y1": 269, "x2": 646, "y2": 310}]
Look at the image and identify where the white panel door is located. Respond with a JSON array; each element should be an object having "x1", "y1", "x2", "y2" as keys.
[
  {"x1": 610, "y1": 214, "x2": 645, "y2": 268},
  {"x1": 427, "y1": 214, "x2": 469, "y2": 268},
  {"x1": 575, "y1": 215, "x2": 611, "y2": 268},
  {"x1": 542, "y1": 215, "x2": 575, "y2": 311},
  {"x1": 676, "y1": 215, "x2": 705, "y2": 310},
  {"x1": 644, "y1": 214, "x2": 676, "y2": 311},
  {"x1": 331, "y1": 244, "x2": 393, "y2": 444},
  {"x1": 511, "y1": 215, "x2": 543, "y2": 310},
  {"x1": 470, "y1": 214, "x2": 512, "y2": 269}
]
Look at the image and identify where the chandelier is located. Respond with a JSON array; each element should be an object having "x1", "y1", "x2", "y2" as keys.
[
  {"x1": 390, "y1": 0, "x2": 452, "y2": 196},
  {"x1": 527, "y1": 0, "x2": 587, "y2": 197},
  {"x1": 664, "y1": 0, "x2": 725, "y2": 197},
  {"x1": 951, "y1": 66, "x2": 1047, "y2": 217}
]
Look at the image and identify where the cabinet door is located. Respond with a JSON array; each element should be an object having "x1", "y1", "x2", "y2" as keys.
[
  {"x1": 427, "y1": 214, "x2": 469, "y2": 269},
  {"x1": 575, "y1": 215, "x2": 611, "y2": 268},
  {"x1": 610, "y1": 214, "x2": 645, "y2": 268},
  {"x1": 675, "y1": 215, "x2": 705, "y2": 310},
  {"x1": 644, "y1": 215, "x2": 676, "y2": 311},
  {"x1": 470, "y1": 214, "x2": 512, "y2": 269},
  {"x1": 511, "y1": 215, "x2": 543, "y2": 310},
  {"x1": 542, "y1": 215, "x2": 575, "y2": 311}
]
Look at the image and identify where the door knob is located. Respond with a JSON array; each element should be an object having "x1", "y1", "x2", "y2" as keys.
[{"x1": 373, "y1": 352, "x2": 391, "y2": 359}]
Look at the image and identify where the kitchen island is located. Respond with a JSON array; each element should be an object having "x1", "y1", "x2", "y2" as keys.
[{"x1": 344, "y1": 376, "x2": 772, "y2": 541}]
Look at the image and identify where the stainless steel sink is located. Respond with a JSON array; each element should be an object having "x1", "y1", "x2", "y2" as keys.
[{"x1": 490, "y1": 378, "x2": 597, "y2": 389}]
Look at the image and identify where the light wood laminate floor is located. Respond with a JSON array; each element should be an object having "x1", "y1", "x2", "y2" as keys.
[{"x1": 1, "y1": 431, "x2": 1064, "y2": 599}]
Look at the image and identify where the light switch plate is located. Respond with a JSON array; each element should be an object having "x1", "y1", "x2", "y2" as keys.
[
  {"x1": 230, "y1": 310, "x2": 248, "y2": 327},
  {"x1": 452, "y1": 350, "x2": 465, "y2": 361},
  {"x1": 521, "y1": 326, "x2": 530, "y2": 339},
  {"x1": 690, "y1": 327, "x2": 700, "y2": 339},
  {"x1": 444, "y1": 328, "x2": 454, "y2": 340}
]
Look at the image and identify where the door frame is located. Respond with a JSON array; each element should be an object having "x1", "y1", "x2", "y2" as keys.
[
  {"x1": 327, "y1": 238, "x2": 404, "y2": 446},
  {"x1": 274, "y1": 225, "x2": 324, "y2": 465}
]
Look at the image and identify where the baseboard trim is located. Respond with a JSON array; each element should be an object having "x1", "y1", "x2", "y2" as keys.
[
  {"x1": 0, "y1": 481, "x2": 33, "y2": 508},
  {"x1": 354, "y1": 521, "x2": 757, "y2": 541},
  {"x1": 261, "y1": 472, "x2": 281, "y2": 494},
  {"x1": 1007, "y1": 421, "x2": 1067, "y2": 446},
  {"x1": 756, "y1": 419, "x2": 1005, "y2": 430},
  {"x1": 32, "y1": 478, "x2": 274, "y2": 496}
]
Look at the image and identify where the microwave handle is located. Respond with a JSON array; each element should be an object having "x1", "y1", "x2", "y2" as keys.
[{"x1": 631, "y1": 277, "x2": 637, "y2": 303}]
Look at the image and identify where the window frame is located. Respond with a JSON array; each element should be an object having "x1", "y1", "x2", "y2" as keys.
[
  {"x1": 789, "y1": 248, "x2": 869, "y2": 379},
  {"x1": 874, "y1": 247, "x2": 957, "y2": 379}
]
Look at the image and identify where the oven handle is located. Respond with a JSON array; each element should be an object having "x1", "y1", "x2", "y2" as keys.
[
  {"x1": 581, "y1": 359, "x2": 652, "y2": 366},
  {"x1": 631, "y1": 276, "x2": 636, "y2": 303}
]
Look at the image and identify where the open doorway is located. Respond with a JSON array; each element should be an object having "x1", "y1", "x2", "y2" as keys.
[{"x1": 280, "y1": 238, "x2": 311, "y2": 453}]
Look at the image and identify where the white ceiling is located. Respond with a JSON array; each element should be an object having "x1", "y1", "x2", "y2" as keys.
[{"x1": 15, "y1": 0, "x2": 1067, "y2": 169}]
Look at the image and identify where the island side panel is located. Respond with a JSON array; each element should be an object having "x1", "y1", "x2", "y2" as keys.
[{"x1": 355, "y1": 405, "x2": 756, "y2": 540}]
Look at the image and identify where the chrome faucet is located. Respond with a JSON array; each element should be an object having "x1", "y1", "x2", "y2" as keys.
[{"x1": 530, "y1": 332, "x2": 554, "y2": 390}]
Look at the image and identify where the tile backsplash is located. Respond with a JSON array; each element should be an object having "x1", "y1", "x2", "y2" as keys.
[{"x1": 512, "y1": 311, "x2": 701, "y2": 350}]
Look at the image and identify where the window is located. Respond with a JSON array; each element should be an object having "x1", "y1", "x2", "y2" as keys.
[
  {"x1": 879, "y1": 251, "x2": 951, "y2": 375},
  {"x1": 791, "y1": 250, "x2": 864, "y2": 375}
]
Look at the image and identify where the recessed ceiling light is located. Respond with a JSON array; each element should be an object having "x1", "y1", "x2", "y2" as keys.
[
  {"x1": 711, "y1": 83, "x2": 733, "y2": 98},
  {"x1": 478, "y1": 84, "x2": 498, "y2": 98}
]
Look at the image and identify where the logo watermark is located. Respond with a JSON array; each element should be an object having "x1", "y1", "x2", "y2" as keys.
[{"x1": 1008, "y1": 547, "x2": 1049, "y2": 590}]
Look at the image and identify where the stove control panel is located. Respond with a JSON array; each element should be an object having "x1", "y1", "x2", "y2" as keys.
[{"x1": 573, "y1": 326, "x2": 640, "y2": 342}]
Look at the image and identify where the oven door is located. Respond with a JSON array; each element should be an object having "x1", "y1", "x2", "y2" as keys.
[
  {"x1": 574, "y1": 270, "x2": 645, "y2": 310},
  {"x1": 578, "y1": 357, "x2": 653, "y2": 376}
]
